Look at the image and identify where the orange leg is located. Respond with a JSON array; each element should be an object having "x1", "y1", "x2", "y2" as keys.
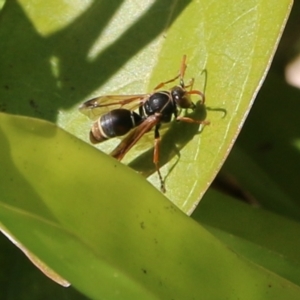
[
  {"x1": 153, "y1": 55, "x2": 188, "y2": 91},
  {"x1": 176, "y1": 116, "x2": 210, "y2": 126},
  {"x1": 188, "y1": 89, "x2": 206, "y2": 104},
  {"x1": 184, "y1": 78, "x2": 195, "y2": 90},
  {"x1": 179, "y1": 54, "x2": 187, "y2": 79},
  {"x1": 153, "y1": 138, "x2": 166, "y2": 193},
  {"x1": 153, "y1": 124, "x2": 166, "y2": 193},
  {"x1": 153, "y1": 74, "x2": 181, "y2": 91}
]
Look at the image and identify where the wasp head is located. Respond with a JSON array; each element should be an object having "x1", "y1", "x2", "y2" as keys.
[{"x1": 171, "y1": 86, "x2": 196, "y2": 110}]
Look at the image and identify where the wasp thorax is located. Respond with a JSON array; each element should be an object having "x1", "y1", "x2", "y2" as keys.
[{"x1": 144, "y1": 92, "x2": 175, "y2": 123}]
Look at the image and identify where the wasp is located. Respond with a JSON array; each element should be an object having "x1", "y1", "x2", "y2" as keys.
[{"x1": 79, "y1": 55, "x2": 209, "y2": 192}]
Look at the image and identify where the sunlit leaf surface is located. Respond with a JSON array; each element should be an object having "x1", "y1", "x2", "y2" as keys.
[
  {"x1": 0, "y1": 0, "x2": 292, "y2": 212},
  {"x1": 0, "y1": 113, "x2": 300, "y2": 299}
]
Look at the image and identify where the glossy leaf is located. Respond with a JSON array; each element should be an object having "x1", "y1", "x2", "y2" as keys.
[
  {"x1": 0, "y1": 0, "x2": 292, "y2": 213},
  {"x1": 221, "y1": 70, "x2": 300, "y2": 220},
  {"x1": 1, "y1": 113, "x2": 300, "y2": 299},
  {"x1": 194, "y1": 189, "x2": 300, "y2": 286}
]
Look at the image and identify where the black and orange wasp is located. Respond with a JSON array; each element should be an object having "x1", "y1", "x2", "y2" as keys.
[{"x1": 79, "y1": 55, "x2": 209, "y2": 192}]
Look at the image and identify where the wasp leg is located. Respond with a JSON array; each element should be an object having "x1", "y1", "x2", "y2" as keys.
[
  {"x1": 153, "y1": 124, "x2": 166, "y2": 193},
  {"x1": 184, "y1": 78, "x2": 206, "y2": 103},
  {"x1": 153, "y1": 55, "x2": 188, "y2": 91},
  {"x1": 187, "y1": 89, "x2": 206, "y2": 104},
  {"x1": 184, "y1": 78, "x2": 195, "y2": 90},
  {"x1": 153, "y1": 74, "x2": 181, "y2": 91},
  {"x1": 176, "y1": 116, "x2": 210, "y2": 126}
]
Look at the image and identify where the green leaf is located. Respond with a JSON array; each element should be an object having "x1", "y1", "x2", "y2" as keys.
[
  {"x1": 0, "y1": 231, "x2": 86, "y2": 299},
  {"x1": 1, "y1": 112, "x2": 300, "y2": 299},
  {"x1": 221, "y1": 70, "x2": 300, "y2": 220},
  {"x1": 0, "y1": 0, "x2": 292, "y2": 213},
  {"x1": 194, "y1": 189, "x2": 300, "y2": 286}
]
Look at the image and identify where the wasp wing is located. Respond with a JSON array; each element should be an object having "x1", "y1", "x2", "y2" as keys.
[
  {"x1": 79, "y1": 94, "x2": 149, "y2": 120},
  {"x1": 110, "y1": 115, "x2": 159, "y2": 161}
]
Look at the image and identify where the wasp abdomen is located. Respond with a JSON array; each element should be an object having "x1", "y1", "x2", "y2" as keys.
[{"x1": 90, "y1": 109, "x2": 142, "y2": 144}]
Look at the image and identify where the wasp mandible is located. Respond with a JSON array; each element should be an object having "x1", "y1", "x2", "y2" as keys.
[{"x1": 79, "y1": 55, "x2": 209, "y2": 192}]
